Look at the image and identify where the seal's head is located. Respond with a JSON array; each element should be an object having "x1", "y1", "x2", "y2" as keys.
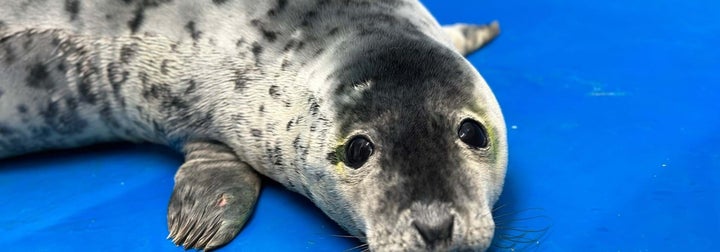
[{"x1": 303, "y1": 35, "x2": 507, "y2": 251}]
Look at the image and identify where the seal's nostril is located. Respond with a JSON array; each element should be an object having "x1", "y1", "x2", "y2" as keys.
[{"x1": 412, "y1": 215, "x2": 454, "y2": 247}]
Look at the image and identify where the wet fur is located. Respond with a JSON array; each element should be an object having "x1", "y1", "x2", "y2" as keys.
[{"x1": 0, "y1": 0, "x2": 506, "y2": 251}]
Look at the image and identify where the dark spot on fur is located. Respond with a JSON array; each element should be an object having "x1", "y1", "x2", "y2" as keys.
[
  {"x1": 0, "y1": 123, "x2": 15, "y2": 136},
  {"x1": 270, "y1": 145, "x2": 284, "y2": 166},
  {"x1": 283, "y1": 39, "x2": 296, "y2": 51},
  {"x1": 328, "y1": 27, "x2": 340, "y2": 36},
  {"x1": 313, "y1": 171, "x2": 325, "y2": 182},
  {"x1": 277, "y1": 0, "x2": 288, "y2": 11},
  {"x1": 212, "y1": 0, "x2": 229, "y2": 4},
  {"x1": 64, "y1": 0, "x2": 80, "y2": 21},
  {"x1": 267, "y1": 9, "x2": 277, "y2": 17},
  {"x1": 184, "y1": 21, "x2": 202, "y2": 41},
  {"x1": 17, "y1": 104, "x2": 28, "y2": 114},
  {"x1": 250, "y1": 19, "x2": 261, "y2": 26},
  {"x1": 160, "y1": 59, "x2": 171, "y2": 75},
  {"x1": 139, "y1": 72, "x2": 151, "y2": 98},
  {"x1": 41, "y1": 98, "x2": 87, "y2": 135},
  {"x1": 286, "y1": 179, "x2": 296, "y2": 189},
  {"x1": 107, "y1": 62, "x2": 129, "y2": 107},
  {"x1": 65, "y1": 96, "x2": 79, "y2": 109},
  {"x1": 28, "y1": 126, "x2": 51, "y2": 139},
  {"x1": 76, "y1": 62, "x2": 101, "y2": 104},
  {"x1": 184, "y1": 79, "x2": 197, "y2": 95},
  {"x1": 303, "y1": 185, "x2": 315, "y2": 202},
  {"x1": 120, "y1": 43, "x2": 138, "y2": 64},
  {"x1": 2, "y1": 43, "x2": 16, "y2": 64},
  {"x1": 251, "y1": 19, "x2": 279, "y2": 42},
  {"x1": 99, "y1": 101, "x2": 122, "y2": 129},
  {"x1": 281, "y1": 59, "x2": 291, "y2": 70},
  {"x1": 77, "y1": 76, "x2": 95, "y2": 104},
  {"x1": 267, "y1": 0, "x2": 288, "y2": 17},
  {"x1": 22, "y1": 37, "x2": 33, "y2": 50},
  {"x1": 313, "y1": 48, "x2": 325, "y2": 57},
  {"x1": 144, "y1": 83, "x2": 171, "y2": 100},
  {"x1": 181, "y1": 106, "x2": 215, "y2": 131},
  {"x1": 269, "y1": 85, "x2": 281, "y2": 98},
  {"x1": 57, "y1": 63, "x2": 67, "y2": 72},
  {"x1": 251, "y1": 129, "x2": 262, "y2": 137},
  {"x1": 234, "y1": 69, "x2": 249, "y2": 91},
  {"x1": 232, "y1": 113, "x2": 245, "y2": 126},
  {"x1": 292, "y1": 135, "x2": 302, "y2": 151},
  {"x1": 251, "y1": 42, "x2": 263, "y2": 65},
  {"x1": 165, "y1": 96, "x2": 188, "y2": 110},
  {"x1": 170, "y1": 42, "x2": 179, "y2": 52},
  {"x1": 309, "y1": 100, "x2": 320, "y2": 116},
  {"x1": 151, "y1": 121, "x2": 164, "y2": 135},
  {"x1": 286, "y1": 120, "x2": 294, "y2": 131},
  {"x1": 293, "y1": 134, "x2": 310, "y2": 162},
  {"x1": 50, "y1": 37, "x2": 62, "y2": 46},
  {"x1": 296, "y1": 41, "x2": 306, "y2": 51},
  {"x1": 300, "y1": 10, "x2": 317, "y2": 27},
  {"x1": 26, "y1": 63, "x2": 54, "y2": 89},
  {"x1": 262, "y1": 30, "x2": 278, "y2": 42},
  {"x1": 128, "y1": 6, "x2": 145, "y2": 33},
  {"x1": 259, "y1": 105, "x2": 265, "y2": 112},
  {"x1": 0, "y1": 21, "x2": 6, "y2": 31},
  {"x1": 0, "y1": 89, "x2": 3, "y2": 98}
]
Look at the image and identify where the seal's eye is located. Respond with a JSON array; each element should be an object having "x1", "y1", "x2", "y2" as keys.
[
  {"x1": 458, "y1": 119, "x2": 489, "y2": 148},
  {"x1": 345, "y1": 136, "x2": 374, "y2": 168}
]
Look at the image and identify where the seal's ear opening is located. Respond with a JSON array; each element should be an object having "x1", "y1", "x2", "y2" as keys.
[
  {"x1": 458, "y1": 119, "x2": 489, "y2": 148},
  {"x1": 344, "y1": 136, "x2": 374, "y2": 168}
]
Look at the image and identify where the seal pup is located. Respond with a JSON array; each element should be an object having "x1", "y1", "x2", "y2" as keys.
[{"x1": 0, "y1": 0, "x2": 507, "y2": 251}]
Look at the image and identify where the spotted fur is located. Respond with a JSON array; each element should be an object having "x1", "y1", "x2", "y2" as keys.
[{"x1": 0, "y1": 0, "x2": 506, "y2": 251}]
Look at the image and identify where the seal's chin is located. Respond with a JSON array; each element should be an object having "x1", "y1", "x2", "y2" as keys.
[{"x1": 366, "y1": 234, "x2": 494, "y2": 252}]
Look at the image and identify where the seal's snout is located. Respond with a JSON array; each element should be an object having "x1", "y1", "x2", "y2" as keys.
[
  {"x1": 408, "y1": 203, "x2": 456, "y2": 250},
  {"x1": 412, "y1": 214, "x2": 454, "y2": 248}
]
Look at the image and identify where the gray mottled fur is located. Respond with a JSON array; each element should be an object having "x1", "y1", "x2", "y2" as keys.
[{"x1": 0, "y1": 0, "x2": 507, "y2": 251}]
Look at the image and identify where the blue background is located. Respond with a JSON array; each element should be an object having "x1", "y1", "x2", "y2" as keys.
[{"x1": 1, "y1": 0, "x2": 718, "y2": 251}]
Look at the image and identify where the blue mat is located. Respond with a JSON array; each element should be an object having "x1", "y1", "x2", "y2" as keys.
[{"x1": 1, "y1": 0, "x2": 718, "y2": 251}]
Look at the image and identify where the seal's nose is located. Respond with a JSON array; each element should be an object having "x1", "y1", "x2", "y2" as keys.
[{"x1": 412, "y1": 215, "x2": 454, "y2": 247}]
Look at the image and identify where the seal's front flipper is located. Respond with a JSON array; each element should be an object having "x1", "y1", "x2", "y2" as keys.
[
  {"x1": 167, "y1": 141, "x2": 261, "y2": 251},
  {"x1": 442, "y1": 21, "x2": 500, "y2": 56}
]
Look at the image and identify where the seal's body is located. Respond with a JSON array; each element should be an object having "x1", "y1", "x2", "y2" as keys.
[{"x1": 0, "y1": 0, "x2": 507, "y2": 251}]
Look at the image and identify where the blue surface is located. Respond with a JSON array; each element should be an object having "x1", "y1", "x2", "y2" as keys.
[{"x1": 1, "y1": 0, "x2": 719, "y2": 251}]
